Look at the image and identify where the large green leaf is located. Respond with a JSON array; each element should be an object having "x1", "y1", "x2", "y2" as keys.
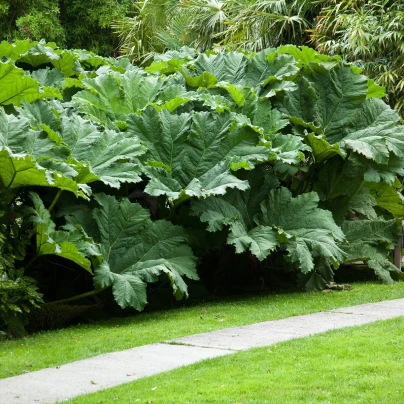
[
  {"x1": 251, "y1": 100, "x2": 289, "y2": 136},
  {"x1": 4, "y1": 99, "x2": 146, "y2": 189},
  {"x1": 339, "y1": 219, "x2": 400, "y2": 284},
  {"x1": 18, "y1": 43, "x2": 60, "y2": 68},
  {"x1": 347, "y1": 188, "x2": 377, "y2": 220},
  {"x1": 277, "y1": 63, "x2": 404, "y2": 180},
  {"x1": 0, "y1": 61, "x2": 45, "y2": 106},
  {"x1": 59, "y1": 115, "x2": 146, "y2": 188},
  {"x1": 243, "y1": 51, "x2": 299, "y2": 96},
  {"x1": 277, "y1": 45, "x2": 340, "y2": 67},
  {"x1": 29, "y1": 192, "x2": 98, "y2": 272},
  {"x1": 306, "y1": 133, "x2": 345, "y2": 163},
  {"x1": 127, "y1": 108, "x2": 270, "y2": 202},
  {"x1": 191, "y1": 170, "x2": 280, "y2": 260},
  {"x1": 277, "y1": 62, "x2": 369, "y2": 143},
  {"x1": 267, "y1": 133, "x2": 310, "y2": 174},
  {"x1": 0, "y1": 148, "x2": 88, "y2": 197},
  {"x1": 0, "y1": 107, "x2": 89, "y2": 197},
  {"x1": 0, "y1": 107, "x2": 65, "y2": 160},
  {"x1": 73, "y1": 69, "x2": 167, "y2": 123},
  {"x1": 192, "y1": 170, "x2": 344, "y2": 271},
  {"x1": 66, "y1": 194, "x2": 198, "y2": 310},
  {"x1": 258, "y1": 188, "x2": 345, "y2": 272},
  {"x1": 367, "y1": 182, "x2": 404, "y2": 219},
  {"x1": 191, "y1": 52, "x2": 247, "y2": 84},
  {"x1": 0, "y1": 39, "x2": 37, "y2": 61},
  {"x1": 313, "y1": 156, "x2": 366, "y2": 223},
  {"x1": 341, "y1": 100, "x2": 404, "y2": 167}
]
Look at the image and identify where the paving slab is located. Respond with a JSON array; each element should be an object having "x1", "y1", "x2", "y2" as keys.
[
  {"x1": 0, "y1": 344, "x2": 233, "y2": 404},
  {"x1": 171, "y1": 311, "x2": 380, "y2": 350},
  {"x1": 1, "y1": 298, "x2": 404, "y2": 404}
]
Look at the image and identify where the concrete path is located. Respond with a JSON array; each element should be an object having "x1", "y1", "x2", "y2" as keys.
[{"x1": 2, "y1": 298, "x2": 404, "y2": 404}]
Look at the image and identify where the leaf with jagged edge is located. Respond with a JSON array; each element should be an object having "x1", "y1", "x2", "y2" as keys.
[
  {"x1": 145, "y1": 58, "x2": 187, "y2": 75},
  {"x1": 300, "y1": 258, "x2": 335, "y2": 292},
  {"x1": 51, "y1": 50, "x2": 80, "y2": 77},
  {"x1": 18, "y1": 43, "x2": 60, "y2": 67},
  {"x1": 277, "y1": 63, "x2": 404, "y2": 179},
  {"x1": 314, "y1": 156, "x2": 365, "y2": 202},
  {"x1": 260, "y1": 54, "x2": 299, "y2": 85},
  {"x1": 277, "y1": 62, "x2": 369, "y2": 143},
  {"x1": 29, "y1": 192, "x2": 98, "y2": 272},
  {"x1": 339, "y1": 219, "x2": 400, "y2": 284},
  {"x1": 150, "y1": 83, "x2": 193, "y2": 112},
  {"x1": 215, "y1": 82, "x2": 246, "y2": 107},
  {"x1": 150, "y1": 84, "x2": 235, "y2": 114},
  {"x1": 350, "y1": 96, "x2": 400, "y2": 132},
  {"x1": 367, "y1": 259, "x2": 404, "y2": 284},
  {"x1": 12, "y1": 98, "x2": 145, "y2": 189},
  {"x1": 251, "y1": 100, "x2": 289, "y2": 136},
  {"x1": 192, "y1": 172, "x2": 344, "y2": 269},
  {"x1": 127, "y1": 107, "x2": 270, "y2": 202},
  {"x1": 31, "y1": 68, "x2": 65, "y2": 89},
  {"x1": 243, "y1": 51, "x2": 299, "y2": 96},
  {"x1": 191, "y1": 52, "x2": 247, "y2": 84},
  {"x1": 0, "y1": 61, "x2": 48, "y2": 106},
  {"x1": 362, "y1": 155, "x2": 404, "y2": 185},
  {"x1": 342, "y1": 115, "x2": 404, "y2": 167},
  {"x1": 257, "y1": 188, "x2": 345, "y2": 273},
  {"x1": 155, "y1": 47, "x2": 197, "y2": 63},
  {"x1": 269, "y1": 133, "x2": 310, "y2": 165},
  {"x1": 312, "y1": 156, "x2": 366, "y2": 223},
  {"x1": 73, "y1": 69, "x2": 167, "y2": 123},
  {"x1": 367, "y1": 79, "x2": 385, "y2": 99},
  {"x1": 367, "y1": 182, "x2": 404, "y2": 219},
  {"x1": 0, "y1": 39, "x2": 36, "y2": 60},
  {"x1": 191, "y1": 169, "x2": 280, "y2": 261},
  {"x1": 341, "y1": 219, "x2": 397, "y2": 246},
  {"x1": 66, "y1": 193, "x2": 198, "y2": 310},
  {"x1": 183, "y1": 72, "x2": 218, "y2": 88},
  {"x1": 0, "y1": 149, "x2": 89, "y2": 197},
  {"x1": 0, "y1": 106, "x2": 90, "y2": 196},
  {"x1": 306, "y1": 133, "x2": 346, "y2": 163},
  {"x1": 347, "y1": 188, "x2": 377, "y2": 220},
  {"x1": 0, "y1": 107, "x2": 61, "y2": 159},
  {"x1": 16, "y1": 101, "x2": 60, "y2": 134},
  {"x1": 59, "y1": 114, "x2": 146, "y2": 188},
  {"x1": 277, "y1": 45, "x2": 341, "y2": 67}
]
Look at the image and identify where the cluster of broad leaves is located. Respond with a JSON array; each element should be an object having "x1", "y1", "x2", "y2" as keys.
[{"x1": 2, "y1": 40, "x2": 404, "y2": 316}]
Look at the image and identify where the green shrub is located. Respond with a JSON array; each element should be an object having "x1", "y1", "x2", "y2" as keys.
[
  {"x1": 0, "y1": 0, "x2": 132, "y2": 55},
  {"x1": 1, "y1": 40, "x2": 404, "y2": 335}
]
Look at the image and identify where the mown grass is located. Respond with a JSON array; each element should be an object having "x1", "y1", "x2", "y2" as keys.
[
  {"x1": 2, "y1": 282, "x2": 404, "y2": 379},
  {"x1": 66, "y1": 317, "x2": 404, "y2": 404}
]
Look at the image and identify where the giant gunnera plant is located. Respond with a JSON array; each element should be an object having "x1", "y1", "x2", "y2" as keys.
[{"x1": 1, "y1": 41, "x2": 403, "y2": 334}]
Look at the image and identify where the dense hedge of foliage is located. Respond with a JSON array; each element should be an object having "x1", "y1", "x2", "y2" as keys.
[
  {"x1": 0, "y1": 0, "x2": 132, "y2": 55},
  {"x1": 1, "y1": 40, "x2": 404, "y2": 336},
  {"x1": 310, "y1": 0, "x2": 404, "y2": 118}
]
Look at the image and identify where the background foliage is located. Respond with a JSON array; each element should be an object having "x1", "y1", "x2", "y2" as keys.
[
  {"x1": 112, "y1": 0, "x2": 319, "y2": 62},
  {"x1": 0, "y1": 0, "x2": 132, "y2": 55},
  {"x1": 310, "y1": 0, "x2": 404, "y2": 118}
]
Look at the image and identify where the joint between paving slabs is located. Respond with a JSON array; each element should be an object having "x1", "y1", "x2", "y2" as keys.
[
  {"x1": 326, "y1": 310, "x2": 365, "y2": 315},
  {"x1": 163, "y1": 341, "x2": 239, "y2": 352}
]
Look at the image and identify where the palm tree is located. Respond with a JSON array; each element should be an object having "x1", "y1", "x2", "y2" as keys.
[
  {"x1": 112, "y1": 0, "x2": 317, "y2": 62},
  {"x1": 310, "y1": 0, "x2": 404, "y2": 117}
]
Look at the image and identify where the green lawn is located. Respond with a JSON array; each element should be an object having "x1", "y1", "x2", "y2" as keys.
[
  {"x1": 1, "y1": 282, "x2": 404, "y2": 379},
  {"x1": 65, "y1": 317, "x2": 404, "y2": 404}
]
